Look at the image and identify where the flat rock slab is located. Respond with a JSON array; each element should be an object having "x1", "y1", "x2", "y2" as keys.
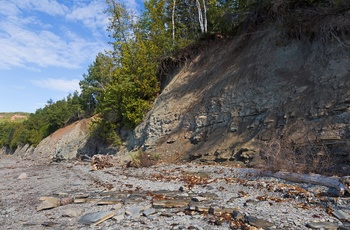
[
  {"x1": 245, "y1": 215, "x2": 274, "y2": 229},
  {"x1": 78, "y1": 211, "x2": 115, "y2": 225},
  {"x1": 152, "y1": 199, "x2": 189, "y2": 209},
  {"x1": 306, "y1": 221, "x2": 339, "y2": 230},
  {"x1": 332, "y1": 210, "x2": 350, "y2": 222},
  {"x1": 208, "y1": 207, "x2": 239, "y2": 215},
  {"x1": 143, "y1": 208, "x2": 157, "y2": 216},
  {"x1": 97, "y1": 197, "x2": 121, "y2": 205},
  {"x1": 36, "y1": 197, "x2": 60, "y2": 211},
  {"x1": 125, "y1": 206, "x2": 144, "y2": 217}
]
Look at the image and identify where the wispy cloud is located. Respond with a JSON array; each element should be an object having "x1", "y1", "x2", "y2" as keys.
[
  {"x1": 0, "y1": 0, "x2": 109, "y2": 70},
  {"x1": 15, "y1": 0, "x2": 69, "y2": 16},
  {"x1": 66, "y1": 1, "x2": 109, "y2": 36},
  {"x1": 32, "y1": 78, "x2": 81, "y2": 93}
]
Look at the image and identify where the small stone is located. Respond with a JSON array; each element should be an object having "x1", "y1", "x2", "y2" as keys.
[
  {"x1": 190, "y1": 204, "x2": 210, "y2": 212},
  {"x1": 177, "y1": 211, "x2": 186, "y2": 216},
  {"x1": 208, "y1": 207, "x2": 238, "y2": 215},
  {"x1": 332, "y1": 210, "x2": 350, "y2": 221},
  {"x1": 143, "y1": 208, "x2": 157, "y2": 217},
  {"x1": 37, "y1": 197, "x2": 60, "y2": 211},
  {"x1": 198, "y1": 192, "x2": 218, "y2": 199},
  {"x1": 245, "y1": 215, "x2": 274, "y2": 229},
  {"x1": 338, "y1": 223, "x2": 350, "y2": 230},
  {"x1": 205, "y1": 185, "x2": 215, "y2": 190},
  {"x1": 306, "y1": 221, "x2": 339, "y2": 229},
  {"x1": 125, "y1": 206, "x2": 144, "y2": 218},
  {"x1": 114, "y1": 214, "x2": 124, "y2": 223},
  {"x1": 232, "y1": 211, "x2": 245, "y2": 221},
  {"x1": 191, "y1": 196, "x2": 207, "y2": 202},
  {"x1": 62, "y1": 208, "x2": 82, "y2": 218},
  {"x1": 22, "y1": 222, "x2": 38, "y2": 227},
  {"x1": 74, "y1": 193, "x2": 90, "y2": 198},
  {"x1": 78, "y1": 211, "x2": 115, "y2": 225},
  {"x1": 74, "y1": 198, "x2": 98, "y2": 203},
  {"x1": 41, "y1": 221, "x2": 57, "y2": 227},
  {"x1": 112, "y1": 203, "x2": 123, "y2": 210},
  {"x1": 18, "y1": 173, "x2": 27, "y2": 179},
  {"x1": 60, "y1": 197, "x2": 74, "y2": 205},
  {"x1": 97, "y1": 197, "x2": 121, "y2": 205}
]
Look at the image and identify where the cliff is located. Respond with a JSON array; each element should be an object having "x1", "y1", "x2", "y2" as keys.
[
  {"x1": 1, "y1": 119, "x2": 91, "y2": 161},
  {"x1": 4, "y1": 8, "x2": 350, "y2": 176},
  {"x1": 128, "y1": 21, "x2": 350, "y2": 175}
]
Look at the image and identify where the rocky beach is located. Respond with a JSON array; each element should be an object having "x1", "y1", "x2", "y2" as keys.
[{"x1": 1, "y1": 154, "x2": 349, "y2": 230}]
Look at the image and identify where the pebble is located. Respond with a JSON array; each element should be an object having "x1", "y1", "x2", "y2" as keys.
[
  {"x1": 62, "y1": 208, "x2": 83, "y2": 218},
  {"x1": 17, "y1": 173, "x2": 27, "y2": 179}
]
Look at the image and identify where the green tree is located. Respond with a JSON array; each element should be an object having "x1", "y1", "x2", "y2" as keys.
[{"x1": 80, "y1": 52, "x2": 115, "y2": 116}]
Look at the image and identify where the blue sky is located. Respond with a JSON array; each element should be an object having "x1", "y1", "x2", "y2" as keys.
[{"x1": 0, "y1": 0, "x2": 143, "y2": 113}]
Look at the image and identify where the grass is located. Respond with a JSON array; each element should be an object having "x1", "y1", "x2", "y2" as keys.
[
  {"x1": 129, "y1": 150, "x2": 160, "y2": 168},
  {"x1": 0, "y1": 112, "x2": 29, "y2": 123}
]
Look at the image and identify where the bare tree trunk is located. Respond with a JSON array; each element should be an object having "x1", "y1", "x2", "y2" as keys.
[
  {"x1": 172, "y1": 0, "x2": 176, "y2": 45},
  {"x1": 202, "y1": 0, "x2": 207, "y2": 33},
  {"x1": 195, "y1": 0, "x2": 204, "y2": 33}
]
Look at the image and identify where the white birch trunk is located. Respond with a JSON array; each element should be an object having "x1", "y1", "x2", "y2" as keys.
[
  {"x1": 202, "y1": 0, "x2": 207, "y2": 33},
  {"x1": 195, "y1": 0, "x2": 204, "y2": 33},
  {"x1": 172, "y1": 0, "x2": 176, "y2": 45}
]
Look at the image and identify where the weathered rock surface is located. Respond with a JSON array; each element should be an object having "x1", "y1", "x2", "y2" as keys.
[
  {"x1": 33, "y1": 119, "x2": 91, "y2": 161},
  {"x1": 127, "y1": 27, "x2": 350, "y2": 174}
]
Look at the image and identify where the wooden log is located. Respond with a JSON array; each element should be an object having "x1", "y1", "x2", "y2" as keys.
[
  {"x1": 231, "y1": 168, "x2": 349, "y2": 196},
  {"x1": 261, "y1": 171, "x2": 349, "y2": 196}
]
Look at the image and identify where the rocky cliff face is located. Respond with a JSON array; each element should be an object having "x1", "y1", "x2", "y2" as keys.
[
  {"x1": 128, "y1": 28, "x2": 350, "y2": 174},
  {"x1": 5, "y1": 119, "x2": 92, "y2": 161}
]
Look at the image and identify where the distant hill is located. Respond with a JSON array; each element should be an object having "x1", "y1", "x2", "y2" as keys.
[{"x1": 0, "y1": 112, "x2": 29, "y2": 123}]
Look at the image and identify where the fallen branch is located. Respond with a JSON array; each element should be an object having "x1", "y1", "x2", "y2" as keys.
[
  {"x1": 262, "y1": 171, "x2": 349, "y2": 196},
  {"x1": 231, "y1": 168, "x2": 349, "y2": 196}
]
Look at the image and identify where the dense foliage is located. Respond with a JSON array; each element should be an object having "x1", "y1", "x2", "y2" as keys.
[
  {"x1": 1, "y1": 0, "x2": 349, "y2": 150},
  {"x1": 0, "y1": 92, "x2": 83, "y2": 149}
]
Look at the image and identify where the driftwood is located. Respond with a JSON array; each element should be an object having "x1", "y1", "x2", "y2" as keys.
[
  {"x1": 232, "y1": 168, "x2": 349, "y2": 196},
  {"x1": 262, "y1": 171, "x2": 349, "y2": 196}
]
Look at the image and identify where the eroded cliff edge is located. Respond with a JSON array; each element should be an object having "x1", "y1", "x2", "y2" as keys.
[{"x1": 128, "y1": 25, "x2": 350, "y2": 174}]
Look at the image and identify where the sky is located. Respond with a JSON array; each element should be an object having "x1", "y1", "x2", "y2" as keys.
[{"x1": 0, "y1": 0, "x2": 142, "y2": 113}]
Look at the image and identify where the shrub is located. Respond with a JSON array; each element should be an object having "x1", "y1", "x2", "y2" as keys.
[{"x1": 130, "y1": 150, "x2": 160, "y2": 168}]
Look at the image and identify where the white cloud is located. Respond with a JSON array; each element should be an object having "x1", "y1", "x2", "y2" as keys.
[
  {"x1": 0, "y1": 0, "x2": 108, "y2": 70},
  {"x1": 66, "y1": 1, "x2": 109, "y2": 37},
  {"x1": 32, "y1": 78, "x2": 81, "y2": 93},
  {"x1": 6, "y1": 0, "x2": 68, "y2": 16},
  {"x1": 0, "y1": 0, "x2": 145, "y2": 70}
]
